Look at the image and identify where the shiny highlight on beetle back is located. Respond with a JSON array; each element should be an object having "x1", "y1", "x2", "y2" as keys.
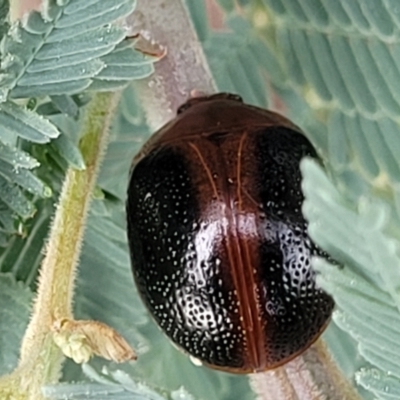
[{"x1": 126, "y1": 94, "x2": 334, "y2": 373}]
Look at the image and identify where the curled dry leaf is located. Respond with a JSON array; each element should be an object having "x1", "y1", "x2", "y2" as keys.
[
  {"x1": 124, "y1": 9, "x2": 167, "y2": 58},
  {"x1": 131, "y1": 32, "x2": 167, "y2": 58},
  {"x1": 52, "y1": 318, "x2": 137, "y2": 364}
]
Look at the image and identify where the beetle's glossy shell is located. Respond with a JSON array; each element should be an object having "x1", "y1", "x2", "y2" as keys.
[{"x1": 126, "y1": 93, "x2": 334, "y2": 373}]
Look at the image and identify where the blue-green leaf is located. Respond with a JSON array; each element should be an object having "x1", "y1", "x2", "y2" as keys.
[
  {"x1": 0, "y1": 101, "x2": 59, "y2": 144},
  {"x1": 0, "y1": 274, "x2": 33, "y2": 376},
  {"x1": 0, "y1": 0, "x2": 140, "y2": 99}
]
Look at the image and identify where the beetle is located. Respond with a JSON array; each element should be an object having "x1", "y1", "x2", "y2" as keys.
[{"x1": 126, "y1": 93, "x2": 334, "y2": 373}]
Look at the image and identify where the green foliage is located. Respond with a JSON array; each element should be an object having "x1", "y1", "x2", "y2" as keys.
[
  {"x1": 0, "y1": 0, "x2": 8, "y2": 43},
  {"x1": 2, "y1": 0, "x2": 400, "y2": 399},
  {"x1": 0, "y1": 273, "x2": 32, "y2": 376},
  {"x1": 0, "y1": 199, "x2": 53, "y2": 284},
  {"x1": 0, "y1": 0, "x2": 155, "y2": 243},
  {"x1": 44, "y1": 364, "x2": 197, "y2": 400},
  {"x1": 301, "y1": 159, "x2": 400, "y2": 399},
  {"x1": 249, "y1": 0, "x2": 400, "y2": 398},
  {"x1": 1, "y1": 0, "x2": 138, "y2": 98},
  {"x1": 198, "y1": 17, "x2": 271, "y2": 107},
  {"x1": 195, "y1": 0, "x2": 400, "y2": 398}
]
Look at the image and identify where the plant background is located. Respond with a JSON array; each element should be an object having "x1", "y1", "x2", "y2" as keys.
[{"x1": 1, "y1": 0, "x2": 400, "y2": 399}]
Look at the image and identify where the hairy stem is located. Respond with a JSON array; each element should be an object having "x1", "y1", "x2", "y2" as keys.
[{"x1": 0, "y1": 92, "x2": 120, "y2": 400}]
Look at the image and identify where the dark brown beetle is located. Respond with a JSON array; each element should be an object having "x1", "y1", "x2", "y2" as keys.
[{"x1": 126, "y1": 93, "x2": 334, "y2": 373}]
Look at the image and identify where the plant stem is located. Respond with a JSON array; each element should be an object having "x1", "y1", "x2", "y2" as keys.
[
  {"x1": 249, "y1": 339, "x2": 362, "y2": 400},
  {"x1": 0, "y1": 92, "x2": 121, "y2": 400},
  {"x1": 132, "y1": 0, "x2": 216, "y2": 130}
]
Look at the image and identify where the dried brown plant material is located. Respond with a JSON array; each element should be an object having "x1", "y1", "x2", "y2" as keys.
[{"x1": 52, "y1": 319, "x2": 137, "y2": 364}]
